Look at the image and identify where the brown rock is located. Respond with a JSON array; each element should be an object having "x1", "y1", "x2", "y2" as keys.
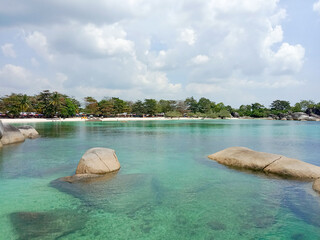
[
  {"x1": 208, "y1": 147, "x2": 320, "y2": 180},
  {"x1": 208, "y1": 147, "x2": 281, "y2": 171},
  {"x1": 264, "y1": 156, "x2": 320, "y2": 179},
  {"x1": 76, "y1": 148, "x2": 120, "y2": 174},
  {"x1": 312, "y1": 179, "x2": 320, "y2": 193}
]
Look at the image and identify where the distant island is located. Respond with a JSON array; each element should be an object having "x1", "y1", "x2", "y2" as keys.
[{"x1": 0, "y1": 90, "x2": 319, "y2": 121}]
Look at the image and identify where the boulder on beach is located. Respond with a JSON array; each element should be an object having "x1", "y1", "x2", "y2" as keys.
[
  {"x1": 76, "y1": 147, "x2": 120, "y2": 175},
  {"x1": 312, "y1": 179, "x2": 320, "y2": 193},
  {"x1": 208, "y1": 147, "x2": 320, "y2": 180},
  {"x1": 0, "y1": 122, "x2": 25, "y2": 145},
  {"x1": 17, "y1": 125, "x2": 39, "y2": 139}
]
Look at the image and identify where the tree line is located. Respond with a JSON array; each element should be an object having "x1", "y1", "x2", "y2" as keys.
[{"x1": 0, "y1": 90, "x2": 319, "y2": 118}]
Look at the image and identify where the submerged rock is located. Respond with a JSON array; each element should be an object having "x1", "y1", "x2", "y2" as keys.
[
  {"x1": 0, "y1": 122, "x2": 25, "y2": 145},
  {"x1": 76, "y1": 147, "x2": 121, "y2": 175},
  {"x1": 51, "y1": 173, "x2": 159, "y2": 213},
  {"x1": 208, "y1": 147, "x2": 320, "y2": 180},
  {"x1": 17, "y1": 125, "x2": 39, "y2": 139},
  {"x1": 10, "y1": 209, "x2": 87, "y2": 240}
]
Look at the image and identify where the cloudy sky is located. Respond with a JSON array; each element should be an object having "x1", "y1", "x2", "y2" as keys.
[{"x1": 0, "y1": 0, "x2": 319, "y2": 106}]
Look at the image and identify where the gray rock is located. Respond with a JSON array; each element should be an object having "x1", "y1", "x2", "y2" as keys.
[
  {"x1": 232, "y1": 112, "x2": 240, "y2": 118},
  {"x1": 0, "y1": 120, "x2": 4, "y2": 138},
  {"x1": 0, "y1": 123, "x2": 25, "y2": 145},
  {"x1": 312, "y1": 179, "x2": 320, "y2": 193},
  {"x1": 208, "y1": 147, "x2": 320, "y2": 180},
  {"x1": 76, "y1": 147, "x2": 120, "y2": 174},
  {"x1": 310, "y1": 113, "x2": 320, "y2": 119},
  {"x1": 292, "y1": 112, "x2": 308, "y2": 121},
  {"x1": 286, "y1": 115, "x2": 293, "y2": 120},
  {"x1": 17, "y1": 125, "x2": 39, "y2": 139}
]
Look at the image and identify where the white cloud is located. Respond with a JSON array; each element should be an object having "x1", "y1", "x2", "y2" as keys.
[
  {"x1": 25, "y1": 31, "x2": 54, "y2": 61},
  {"x1": 0, "y1": 0, "x2": 311, "y2": 105},
  {"x1": 1, "y1": 43, "x2": 16, "y2": 58},
  {"x1": 179, "y1": 28, "x2": 196, "y2": 45},
  {"x1": 0, "y1": 64, "x2": 51, "y2": 92},
  {"x1": 313, "y1": 0, "x2": 320, "y2": 14},
  {"x1": 191, "y1": 55, "x2": 209, "y2": 65}
]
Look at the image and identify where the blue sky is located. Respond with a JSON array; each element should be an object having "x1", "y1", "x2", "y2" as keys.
[{"x1": 0, "y1": 0, "x2": 319, "y2": 107}]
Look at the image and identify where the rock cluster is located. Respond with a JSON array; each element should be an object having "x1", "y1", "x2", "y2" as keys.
[
  {"x1": 0, "y1": 120, "x2": 39, "y2": 146},
  {"x1": 208, "y1": 147, "x2": 320, "y2": 193},
  {"x1": 269, "y1": 112, "x2": 320, "y2": 121}
]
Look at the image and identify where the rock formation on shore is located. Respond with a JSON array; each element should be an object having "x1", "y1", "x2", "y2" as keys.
[
  {"x1": 59, "y1": 147, "x2": 121, "y2": 182},
  {"x1": 0, "y1": 121, "x2": 25, "y2": 145},
  {"x1": 0, "y1": 120, "x2": 39, "y2": 145},
  {"x1": 17, "y1": 125, "x2": 39, "y2": 139},
  {"x1": 269, "y1": 112, "x2": 320, "y2": 121},
  {"x1": 208, "y1": 147, "x2": 320, "y2": 193}
]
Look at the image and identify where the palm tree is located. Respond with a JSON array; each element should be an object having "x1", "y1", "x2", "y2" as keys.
[
  {"x1": 19, "y1": 94, "x2": 30, "y2": 113},
  {"x1": 51, "y1": 92, "x2": 61, "y2": 116}
]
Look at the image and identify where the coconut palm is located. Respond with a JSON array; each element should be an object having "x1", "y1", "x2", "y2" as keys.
[
  {"x1": 50, "y1": 91, "x2": 62, "y2": 116},
  {"x1": 19, "y1": 94, "x2": 30, "y2": 113}
]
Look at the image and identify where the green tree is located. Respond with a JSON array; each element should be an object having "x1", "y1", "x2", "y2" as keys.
[
  {"x1": 1, "y1": 94, "x2": 21, "y2": 117},
  {"x1": 299, "y1": 100, "x2": 315, "y2": 112},
  {"x1": 132, "y1": 100, "x2": 145, "y2": 116},
  {"x1": 37, "y1": 90, "x2": 54, "y2": 117},
  {"x1": 144, "y1": 99, "x2": 158, "y2": 116},
  {"x1": 158, "y1": 100, "x2": 176, "y2": 113},
  {"x1": 270, "y1": 100, "x2": 291, "y2": 111},
  {"x1": 185, "y1": 97, "x2": 198, "y2": 113},
  {"x1": 197, "y1": 97, "x2": 211, "y2": 113},
  {"x1": 84, "y1": 96, "x2": 99, "y2": 115},
  {"x1": 99, "y1": 98, "x2": 114, "y2": 116},
  {"x1": 51, "y1": 91, "x2": 63, "y2": 116},
  {"x1": 18, "y1": 94, "x2": 30, "y2": 112}
]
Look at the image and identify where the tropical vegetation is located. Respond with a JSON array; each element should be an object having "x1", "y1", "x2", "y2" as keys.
[{"x1": 0, "y1": 90, "x2": 320, "y2": 119}]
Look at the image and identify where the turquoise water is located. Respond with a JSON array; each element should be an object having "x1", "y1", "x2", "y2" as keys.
[{"x1": 1, "y1": 120, "x2": 320, "y2": 239}]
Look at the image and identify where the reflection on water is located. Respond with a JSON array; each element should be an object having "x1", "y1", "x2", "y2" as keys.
[{"x1": 1, "y1": 120, "x2": 320, "y2": 239}]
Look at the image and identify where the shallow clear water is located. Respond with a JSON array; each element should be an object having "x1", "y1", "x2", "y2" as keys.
[{"x1": 1, "y1": 120, "x2": 320, "y2": 239}]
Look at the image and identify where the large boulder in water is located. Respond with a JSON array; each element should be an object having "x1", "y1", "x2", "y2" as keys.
[
  {"x1": 208, "y1": 147, "x2": 280, "y2": 171},
  {"x1": 313, "y1": 179, "x2": 320, "y2": 193},
  {"x1": 0, "y1": 121, "x2": 25, "y2": 145},
  {"x1": 264, "y1": 156, "x2": 320, "y2": 179},
  {"x1": 76, "y1": 147, "x2": 120, "y2": 174},
  {"x1": 17, "y1": 125, "x2": 39, "y2": 139},
  {"x1": 208, "y1": 147, "x2": 320, "y2": 180}
]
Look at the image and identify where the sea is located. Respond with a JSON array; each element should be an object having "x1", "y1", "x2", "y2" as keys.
[{"x1": 0, "y1": 119, "x2": 320, "y2": 239}]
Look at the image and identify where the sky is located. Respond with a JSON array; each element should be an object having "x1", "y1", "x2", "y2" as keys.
[{"x1": 0, "y1": 0, "x2": 319, "y2": 107}]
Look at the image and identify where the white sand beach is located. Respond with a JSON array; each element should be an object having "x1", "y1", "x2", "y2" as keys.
[{"x1": 0, "y1": 117, "x2": 201, "y2": 124}]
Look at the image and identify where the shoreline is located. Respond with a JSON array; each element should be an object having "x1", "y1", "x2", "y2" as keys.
[
  {"x1": 2, "y1": 117, "x2": 317, "y2": 124},
  {"x1": 0, "y1": 117, "x2": 204, "y2": 124}
]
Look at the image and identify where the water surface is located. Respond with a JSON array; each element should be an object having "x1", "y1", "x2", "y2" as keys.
[{"x1": 0, "y1": 120, "x2": 320, "y2": 239}]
